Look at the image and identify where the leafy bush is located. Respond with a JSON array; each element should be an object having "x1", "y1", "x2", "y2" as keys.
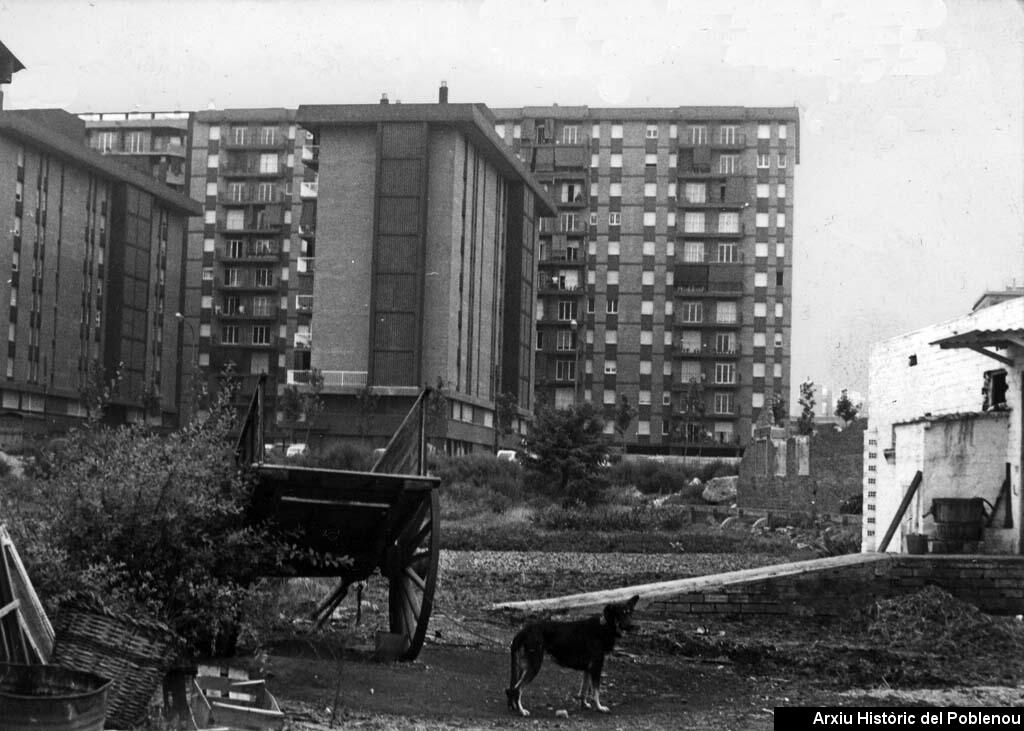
[
  {"x1": 435, "y1": 453, "x2": 526, "y2": 519},
  {"x1": 290, "y1": 442, "x2": 375, "y2": 471},
  {"x1": 1, "y1": 389, "x2": 290, "y2": 659},
  {"x1": 607, "y1": 459, "x2": 737, "y2": 495}
]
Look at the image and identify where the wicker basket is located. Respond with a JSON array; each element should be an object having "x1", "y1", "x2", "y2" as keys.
[{"x1": 50, "y1": 595, "x2": 179, "y2": 729}]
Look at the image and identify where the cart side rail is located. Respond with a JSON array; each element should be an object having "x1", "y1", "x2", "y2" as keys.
[
  {"x1": 235, "y1": 373, "x2": 266, "y2": 466},
  {"x1": 371, "y1": 387, "x2": 431, "y2": 476}
]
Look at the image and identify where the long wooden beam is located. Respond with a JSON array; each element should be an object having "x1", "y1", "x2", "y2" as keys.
[{"x1": 877, "y1": 470, "x2": 923, "y2": 553}]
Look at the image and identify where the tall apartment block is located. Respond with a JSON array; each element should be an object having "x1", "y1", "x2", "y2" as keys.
[
  {"x1": 493, "y1": 106, "x2": 798, "y2": 452},
  {"x1": 80, "y1": 111, "x2": 191, "y2": 193},
  {"x1": 0, "y1": 108, "x2": 201, "y2": 444},
  {"x1": 295, "y1": 96, "x2": 555, "y2": 453}
]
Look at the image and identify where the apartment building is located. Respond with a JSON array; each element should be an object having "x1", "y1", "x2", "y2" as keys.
[
  {"x1": 0, "y1": 108, "x2": 201, "y2": 445},
  {"x1": 295, "y1": 94, "x2": 555, "y2": 453},
  {"x1": 80, "y1": 111, "x2": 191, "y2": 192},
  {"x1": 493, "y1": 106, "x2": 799, "y2": 452}
]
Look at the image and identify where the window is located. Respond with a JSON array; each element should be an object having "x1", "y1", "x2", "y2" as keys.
[
  {"x1": 642, "y1": 241, "x2": 656, "y2": 256},
  {"x1": 715, "y1": 332, "x2": 735, "y2": 353},
  {"x1": 228, "y1": 182, "x2": 245, "y2": 202},
  {"x1": 604, "y1": 360, "x2": 617, "y2": 375},
  {"x1": 561, "y1": 212, "x2": 581, "y2": 231},
  {"x1": 125, "y1": 131, "x2": 146, "y2": 153},
  {"x1": 589, "y1": 212, "x2": 598, "y2": 226},
  {"x1": 755, "y1": 272, "x2": 768, "y2": 287},
  {"x1": 606, "y1": 270, "x2": 619, "y2": 285},
  {"x1": 252, "y1": 326, "x2": 271, "y2": 345},
  {"x1": 201, "y1": 266, "x2": 214, "y2": 281},
  {"x1": 683, "y1": 212, "x2": 705, "y2": 233},
  {"x1": 604, "y1": 329, "x2": 617, "y2": 345},
  {"x1": 606, "y1": 298, "x2": 618, "y2": 314},
  {"x1": 233, "y1": 126, "x2": 248, "y2": 145},
  {"x1": 513, "y1": 124, "x2": 521, "y2": 139},
  {"x1": 683, "y1": 241, "x2": 704, "y2": 263},
  {"x1": 226, "y1": 210, "x2": 245, "y2": 230},
  {"x1": 753, "y1": 363, "x2": 765, "y2": 378},
  {"x1": 643, "y1": 212, "x2": 656, "y2": 226},
  {"x1": 641, "y1": 300, "x2": 654, "y2": 315},
  {"x1": 775, "y1": 302, "x2": 783, "y2": 318},
  {"x1": 609, "y1": 212, "x2": 621, "y2": 226},
  {"x1": 718, "y1": 212, "x2": 739, "y2": 233},
  {"x1": 591, "y1": 154, "x2": 599, "y2": 168},
  {"x1": 645, "y1": 124, "x2": 658, "y2": 138},
  {"x1": 719, "y1": 125, "x2": 737, "y2": 144},
  {"x1": 222, "y1": 325, "x2": 239, "y2": 344},
  {"x1": 260, "y1": 126, "x2": 278, "y2": 145},
  {"x1": 96, "y1": 131, "x2": 116, "y2": 152},
  {"x1": 587, "y1": 297, "x2": 595, "y2": 314},
  {"x1": 259, "y1": 153, "x2": 278, "y2": 174},
  {"x1": 562, "y1": 125, "x2": 579, "y2": 144},
  {"x1": 680, "y1": 360, "x2": 701, "y2": 382},
  {"x1": 252, "y1": 296, "x2": 273, "y2": 316},
  {"x1": 756, "y1": 212, "x2": 769, "y2": 228},
  {"x1": 774, "y1": 363, "x2": 782, "y2": 378},
  {"x1": 224, "y1": 267, "x2": 240, "y2": 287},
  {"x1": 609, "y1": 182, "x2": 622, "y2": 197},
  {"x1": 774, "y1": 332, "x2": 784, "y2": 348},
  {"x1": 757, "y1": 183, "x2": 770, "y2": 198},
  {"x1": 777, "y1": 213, "x2": 786, "y2": 229},
  {"x1": 556, "y1": 360, "x2": 576, "y2": 380},
  {"x1": 777, "y1": 183, "x2": 787, "y2": 198},
  {"x1": 717, "y1": 243, "x2": 737, "y2": 263},
  {"x1": 687, "y1": 125, "x2": 706, "y2": 144},
  {"x1": 641, "y1": 270, "x2": 655, "y2": 287},
  {"x1": 258, "y1": 183, "x2": 275, "y2": 202},
  {"x1": 536, "y1": 329, "x2": 543, "y2": 350},
  {"x1": 757, "y1": 153, "x2": 770, "y2": 169},
  {"x1": 639, "y1": 360, "x2": 652, "y2": 376},
  {"x1": 638, "y1": 389, "x2": 652, "y2": 405},
  {"x1": 757, "y1": 124, "x2": 770, "y2": 139},
  {"x1": 644, "y1": 182, "x2": 657, "y2": 198},
  {"x1": 561, "y1": 182, "x2": 584, "y2": 203},
  {"x1": 755, "y1": 243, "x2": 768, "y2": 258},
  {"x1": 778, "y1": 124, "x2": 788, "y2": 139},
  {"x1": 611, "y1": 124, "x2": 623, "y2": 139},
  {"x1": 207, "y1": 154, "x2": 218, "y2": 168},
  {"x1": 684, "y1": 182, "x2": 706, "y2": 203},
  {"x1": 591, "y1": 124, "x2": 600, "y2": 139},
  {"x1": 255, "y1": 268, "x2": 273, "y2": 287},
  {"x1": 610, "y1": 154, "x2": 622, "y2": 168},
  {"x1": 226, "y1": 239, "x2": 243, "y2": 258},
  {"x1": 635, "y1": 420, "x2": 650, "y2": 436},
  {"x1": 680, "y1": 302, "x2": 702, "y2": 323},
  {"x1": 753, "y1": 333, "x2": 766, "y2": 347},
  {"x1": 640, "y1": 330, "x2": 654, "y2": 346},
  {"x1": 715, "y1": 363, "x2": 736, "y2": 384},
  {"x1": 645, "y1": 153, "x2": 657, "y2": 166},
  {"x1": 494, "y1": 123, "x2": 505, "y2": 139},
  {"x1": 714, "y1": 392, "x2": 734, "y2": 415},
  {"x1": 777, "y1": 153, "x2": 787, "y2": 168},
  {"x1": 776, "y1": 271, "x2": 784, "y2": 287},
  {"x1": 608, "y1": 240, "x2": 620, "y2": 256},
  {"x1": 604, "y1": 389, "x2": 617, "y2": 405},
  {"x1": 777, "y1": 243, "x2": 786, "y2": 258},
  {"x1": 719, "y1": 155, "x2": 738, "y2": 173},
  {"x1": 754, "y1": 302, "x2": 767, "y2": 317},
  {"x1": 557, "y1": 300, "x2": 578, "y2": 321},
  {"x1": 712, "y1": 301, "x2": 737, "y2": 325}
]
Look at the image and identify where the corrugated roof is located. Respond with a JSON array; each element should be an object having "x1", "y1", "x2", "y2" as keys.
[
  {"x1": 894, "y1": 410, "x2": 1009, "y2": 428},
  {"x1": 0, "y1": 110, "x2": 202, "y2": 215},
  {"x1": 931, "y1": 329, "x2": 1024, "y2": 350},
  {"x1": 296, "y1": 103, "x2": 557, "y2": 216}
]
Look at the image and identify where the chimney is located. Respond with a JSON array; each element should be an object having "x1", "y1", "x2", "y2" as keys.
[
  {"x1": 438, "y1": 81, "x2": 448, "y2": 104},
  {"x1": 380, "y1": 93, "x2": 389, "y2": 105}
]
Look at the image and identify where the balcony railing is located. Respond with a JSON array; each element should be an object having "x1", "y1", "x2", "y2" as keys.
[
  {"x1": 297, "y1": 257, "x2": 315, "y2": 274},
  {"x1": 300, "y1": 181, "x2": 319, "y2": 199},
  {"x1": 295, "y1": 295, "x2": 314, "y2": 312},
  {"x1": 301, "y1": 145, "x2": 319, "y2": 167},
  {"x1": 298, "y1": 224, "x2": 316, "y2": 238},
  {"x1": 287, "y1": 369, "x2": 368, "y2": 388}
]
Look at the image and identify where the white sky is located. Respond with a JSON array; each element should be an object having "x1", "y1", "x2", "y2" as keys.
[{"x1": 2, "y1": 0, "x2": 1021, "y2": 409}]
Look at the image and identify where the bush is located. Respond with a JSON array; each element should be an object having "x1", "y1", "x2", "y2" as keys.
[
  {"x1": 607, "y1": 459, "x2": 737, "y2": 495},
  {"x1": 0, "y1": 390, "x2": 290, "y2": 659},
  {"x1": 291, "y1": 442, "x2": 375, "y2": 471}
]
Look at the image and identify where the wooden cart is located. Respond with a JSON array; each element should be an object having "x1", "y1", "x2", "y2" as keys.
[{"x1": 236, "y1": 377, "x2": 440, "y2": 661}]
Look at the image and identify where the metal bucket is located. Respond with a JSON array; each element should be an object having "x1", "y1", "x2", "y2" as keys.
[
  {"x1": 0, "y1": 663, "x2": 111, "y2": 731},
  {"x1": 930, "y1": 498, "x2": 987, "y2": 541}
]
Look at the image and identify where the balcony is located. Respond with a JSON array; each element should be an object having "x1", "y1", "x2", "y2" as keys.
[
  {"x1": 293, "y1": 332, "x2": 311, "y2": 350},
  {"x1": 301, "y1": 144, "x2": 319, "y2": 169},
  {"x1": 297, "y1": 257, "x2": 315, "y2": 274},
  {"x1": 537, "y1": 250, "x2": 584, "y2": 267},
  {"x1": 300, "y1": 181, "x2": 319, "y2": 199},
  {"x1": 216, "y1": 306, "x2": 278, "y2": 320},
  {"x1": 287, "y1": 369, "x2": 368, "y2": 389},
  {"x1": 672, "y1": 345, "x2": 741, "y2": 359},
  {"x1": 221, "y1": 133, "x2": 286, "y2": 150},
  {"x1": 298, "y1": 224, "x2": 316, "y2": 239},
  {"x1": 216, "y1": 276, "x2": 278, "y2": 291},
  {"x1": 674, "y1": 282, "x2": 745, "y2": 298},
  {"x1": 537, "y1": 282, "x2": 584, "y2": 295},
  {"x1": 678, "y1": 132, "x2": 746, "y2": 149},
  {"x1": 218, "y1": 191, "x2": 284, "y2": 205},
  {"x1": 222, "y1": 244, "x2": 280, "y2": 261},
  {"x1": 295, "y1": 294, "x2": 314, "y2": 312},
  {"x1": 677, "y1": 224, "x2": 746, "y2": 238}
]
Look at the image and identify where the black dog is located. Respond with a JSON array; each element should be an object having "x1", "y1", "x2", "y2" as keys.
[{"x1": 505, "y1": 595, "x2": 639, "y2": 716}]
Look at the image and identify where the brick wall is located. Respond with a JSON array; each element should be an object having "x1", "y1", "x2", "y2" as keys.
[
  {"x1": 737, "y1": 420, "x2": 865, "y2": 513},
  {"x1": 646, "y1": 555, "x2": 1024, "y2": 619}
]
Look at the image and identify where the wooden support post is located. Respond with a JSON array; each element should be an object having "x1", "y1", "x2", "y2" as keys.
[{"x1": 877, "y1": 470, "x2": 923, "y2": 553}]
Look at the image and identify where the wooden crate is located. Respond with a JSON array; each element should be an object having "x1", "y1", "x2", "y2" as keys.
[{"x1": 191, "y1": 665, "x2": 284, "y2": 731}]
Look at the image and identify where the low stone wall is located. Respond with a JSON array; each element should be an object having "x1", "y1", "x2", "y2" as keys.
[{"x1": 646, "y1": 555, "x2": 1024, "y2": 619}]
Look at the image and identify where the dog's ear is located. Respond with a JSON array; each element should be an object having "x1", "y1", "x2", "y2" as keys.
[{"x1": 627, "y1": 595, "x2": 639, "y2": 610}]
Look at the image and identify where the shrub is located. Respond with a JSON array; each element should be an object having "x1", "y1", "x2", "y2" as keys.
[
  {"x1": 607, "y1": 459, "x2": 738, "y2": 495},
  {"x1": 292, "y1": 442, "x2": 375, "y2": 471},
  {"x1": 0, "y1": 389, "x2": 290, "y2": 659}
]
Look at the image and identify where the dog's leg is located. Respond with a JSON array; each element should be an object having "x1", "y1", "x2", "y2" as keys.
[
  {"x1": 589, "y1": 657, "x2": 609, "y2": 713},
  {"x1": 577, "y1": 673, "x2": 592, "y2": 709},
  {"x1": 507, "y1": 642, "x2": 542, "y2": 717}
]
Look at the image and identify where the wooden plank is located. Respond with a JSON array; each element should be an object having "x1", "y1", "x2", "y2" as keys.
[
  {"x1": 0, "y1": 599, "x2": 19, "y2": 619},
  {"x1": 0, "y1": 525, "x2": 54, "y2": 658},
  {"x1": 490, "y1": 553, "x2": 893, "y2": 613},
  {"x1": 877, "y1": 471, "x2": 923, "y2": 553},
  {"x1": 279, "y1": 496, "x2": 391, "y2": 510}
]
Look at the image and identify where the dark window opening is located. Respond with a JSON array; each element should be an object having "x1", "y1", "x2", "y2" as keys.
[
  {"x1": 983, "y1": 369, "x2": 1008, "y2": 411},
  {"x1": 908, "y1": 354, "x2": 917, "y2": 366}
]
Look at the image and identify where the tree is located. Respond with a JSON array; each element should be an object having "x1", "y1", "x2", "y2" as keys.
[
  {"x1": 797, "y1": 380, "x2": 816, "y2": 435},
  {"x1": 521, "y1": 402, "x2": 611, "y2": 492},
  {"x1": 301, "y1": 368, "x2": 326, "y2": 445},
  {"x1": 424, "y1": 377, "x2": 450, "y2": 451},
  {"x1": 613, "y1": 394, "x2": 636, "y2": 450},
  {"x1": 355, "y1": 384, "x2": 382, "y2": 443},
  {"x1": 834, "y1": 389, "x2": 861, "y2": 426},
  {"x1": 278, "y1": 385, "x2": 303, "y2": 443},
  {"x1": 672, "y1": 377, "x2": 708, "y2": 444},
  {"x1": 79, "y1": 358, "x2": 123, "y2": 423},
  {"x1": 494, "y1": 391, "x2": 519, "y2": 450}
]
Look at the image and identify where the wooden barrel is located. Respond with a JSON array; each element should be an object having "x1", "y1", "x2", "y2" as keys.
[{"x1": 931, "y1": 498, "x2": 985, "y2": 541}]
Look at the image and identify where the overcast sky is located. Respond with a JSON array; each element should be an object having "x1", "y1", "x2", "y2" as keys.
[{"x1": 2, "y1": 0, "x2": 1021, "y2": 411}]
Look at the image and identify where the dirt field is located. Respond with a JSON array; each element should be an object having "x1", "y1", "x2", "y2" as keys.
[{"x1": 251, "y1": 550, "x2": 1024, "y2": 729}]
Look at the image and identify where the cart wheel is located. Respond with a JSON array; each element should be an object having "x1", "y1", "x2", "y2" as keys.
[{"x1": 387, "y1": 489, "x2": 440, "y2": 661}]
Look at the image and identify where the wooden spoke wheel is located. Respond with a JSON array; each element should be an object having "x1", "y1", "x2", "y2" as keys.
[{"x1": 386, "y1": 489, "x2": 440, "y2": 661}]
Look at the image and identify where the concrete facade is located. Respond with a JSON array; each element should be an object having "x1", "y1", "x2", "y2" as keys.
[
  {"x1": 0, "y1": 109, "x2": 201, "y2": 444},
  {"x1": 864, "y1": 296, "x2": 1024, "y2": 554},
  {"x1": 296, "y1": 101, "x2": 554, "y2": 453},
  {"x1": 492, "y1": 107, "x2": 799, "y2": 454}
]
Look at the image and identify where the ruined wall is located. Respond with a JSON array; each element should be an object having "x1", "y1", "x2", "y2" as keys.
[
  {"x1": 737, "y1": 420, "x2": 866, "y2": 513},
  {"x1": 646, "y1": 555, "x2": 1024, "y2": 619}
]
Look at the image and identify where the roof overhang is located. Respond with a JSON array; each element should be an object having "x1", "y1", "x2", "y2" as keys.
[{"x1": 930, "y1": 329, "x2": 1024, "y2": 367}]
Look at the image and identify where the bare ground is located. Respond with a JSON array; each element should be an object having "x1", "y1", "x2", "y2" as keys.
[{"x1": 247, "y1": 551, "x2": 1024, "y2": 730}]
